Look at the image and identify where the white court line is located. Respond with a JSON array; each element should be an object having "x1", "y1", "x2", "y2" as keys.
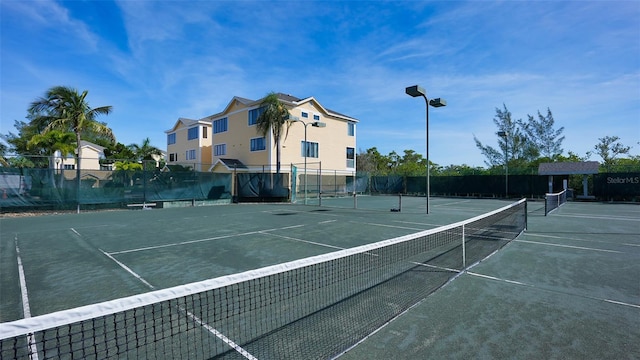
[
  {"x1": 526, "y1": 232, "x2": 640, "y2": 247},
  {"x1": 392, "y1": 220, "x2": 445, "y2": 227},
  {"x1": 467, "y1": 272, "x2": 640, "y2": 309},
  {"x1": 362, "y1": 222, "x2": 425, "y2": 231},
  {"x1": 319, "y1": 220, "x2": 337, "y2": 224},
  {"x1": 554, "y1": 213, "x2": 640, "y2": 222},
  {"x1": 262, "y1": 232, "x2": 347, "y2": 251},
  {"x1": 15, "y1": 236, "x2": 39, "y2": 360},
  {"x1": 109, "y1": 224, "x2": 306, "y2": 255},
  {"x1": 98, "y1": 249, "x2": 156, "y2": 290},
  {"x1": 514, "y1": 239, "x2": 623, "y2": 253},
  {"x1": 433, "y1": 199, "x2": 471, "y2": 207}
]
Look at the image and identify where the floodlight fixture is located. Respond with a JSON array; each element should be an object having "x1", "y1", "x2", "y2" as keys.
[
  {"x1": 429, "y1": 98, "x2": 446, "y2": 107},
  {"x1": 405, "y1": 85, "x2": 426, "y2": 98},
  {"x1": 405, "y1": 84, "x2": 447, "y2": 214},
  {"x1": 312, "y1": 122, "x2": 326, "y2": 128}
]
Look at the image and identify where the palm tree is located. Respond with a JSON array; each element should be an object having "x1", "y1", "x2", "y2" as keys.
[
  {"x1": 29, "y1": 86, "x2": 114, "y2": 211},
  {"x1": 128, "y1": 137, "x2": 163, "y2": 170},
  {"x1": 27, "y1": 130, "x2": 76, "y2": 188},
  {"x1": 256, "y1": 92, "x2": 291, "y2": 174}
]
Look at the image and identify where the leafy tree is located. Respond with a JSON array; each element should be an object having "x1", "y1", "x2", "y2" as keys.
[
  {"x1": 2, "y1": 115, "x2": 53, "y2": 167},
  {"x1": 27, "y1": 130, "x2": 76, "y2": 166},
  {"x1": 592, "y1": 136, "x2": 631, "y2": 170},
  {"x1": 28, "y1": 87, "x2": 114, "y2": 192},
  {"x1": 356, "y1": 147, "x2": 390, "y2": 174},
  {"x1": 27, "y1": 130, "x2": 77, "y2": 188},
  {"x1": 474, "y1": 104, "x2": 535, "y2": 168},
  {"x1": 112, "y1": 161, "x2": 143, "y2": 187},
  {"x1": 436, "y1": 164, "x2": 486, "y2": 176},
  {"x1": 7, "y1": 156, "x2": 35, "y2": 170},
  {"x1": 387, "y1": 151, "x2": 401, "y2": 173},
  {"x1": 256, "y1": 92, "x2": 291, "y2": 174},
  {"x1": 396, "y1": 149, "x2": 427, "y2": 176},
  {"x1": 103, "y1": 142, "x2": 136, "y2": 163},
  {"x1": 556, "y1": 151, "x2": 590, "y2": 163},
  {"x1": 520, "y1": 108, "x2": 565, "y2": 160},
  {"x1": 0, "y1": 142, "x2": 8, "y2": 166}
]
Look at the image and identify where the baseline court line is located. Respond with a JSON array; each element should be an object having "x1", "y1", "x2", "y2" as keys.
[{"x1": 15, "y1": 236, "x2": 39, "y2": 360}]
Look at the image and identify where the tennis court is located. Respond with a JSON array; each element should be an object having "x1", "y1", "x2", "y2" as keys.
[{"x1": 0, "y1": 197, "x2": 638, "y2": 358}]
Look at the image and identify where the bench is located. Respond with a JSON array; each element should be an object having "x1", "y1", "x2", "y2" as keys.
[{"x1": 127, "y1": 202, "x2": 157, "y2": 210}]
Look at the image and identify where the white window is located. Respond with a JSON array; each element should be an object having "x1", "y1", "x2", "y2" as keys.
[
  {"x1": 167, "y1": 133, "x2": 176, "y2": 145},
  {"x1": 313, "y1": 114, "x2": 320, "y2": 121},
  {"x1": 214, "y1": 144, "x2": 227, "y2": 156},
  {"x1": 348, "y1": 122, "x2": 355, "y2": 136},
  {"x1": 301, "y1": 141, "x2": 319, "y2": 158},
  {"x1": 251, "y1": 137, "x2": 266, "y2": 151},
  {"x1": 301, "y1": 111, "x2": 308, "y2": 118},
  {"x1": 346, "y1": 147, "x2": 355, "y2": 168},
  {"x1": 186, "y1": 149, "x2": 196, "y2": 160}
]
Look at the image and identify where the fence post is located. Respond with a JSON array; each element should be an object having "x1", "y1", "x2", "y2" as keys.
[{"x1": 319, "y1": 161, "x2": 322, "y2": 206}]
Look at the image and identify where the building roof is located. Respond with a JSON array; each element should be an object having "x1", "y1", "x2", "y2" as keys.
[
  {"x1": 79, "y1": 140, "x2": 105, "y2": 152},
  {"x1": 204, "y1": 93, "x2": 358, "y2": 123},
  {"x1": 214, "y1": 158, "x2": 248, "y2": 171},
  {"x1": 538, "y1": 161, "x2": 600, "y2": 175},
  {"x1": 165, "y1": 117, "x2": 210, "y2": 133}
]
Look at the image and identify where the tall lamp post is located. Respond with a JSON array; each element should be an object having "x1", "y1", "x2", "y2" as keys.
[
  {"x1": 287, "y1": 116, "x2": 326, "y2": 204},
  {"x1": 497, "y1": 131, "x2": 508, "y2": 198},
  {"x1": 405, "y1": 85, "x2": 446, "y2": 214}
]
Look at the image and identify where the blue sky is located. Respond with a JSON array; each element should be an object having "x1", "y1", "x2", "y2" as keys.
[{"x1": 1, "y1": 0, "x2": 639, "y2": 167}]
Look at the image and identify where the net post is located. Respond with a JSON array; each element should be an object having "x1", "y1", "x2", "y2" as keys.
[
  {"x1": 544, "y1": 196, "x2": 548, "y2": 216},
  {"x1": 462, "y1": 223, "x2": 466, "y2": 269},
  {"x1": 525, "y1": 199, "x2": 528, "y2": 231},
  {"x1": 353, "y1": 192, "x2": 357, "y2": 209},
  {"x1": 398, "y1": 193, "x2": 402, "y2": 212}
]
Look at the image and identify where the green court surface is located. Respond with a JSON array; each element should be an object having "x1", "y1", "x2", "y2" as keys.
[
  {"x1": 340, "y1": 201, "x2": 640, "y2": 359},
  {"x1": 1, "y1": 198, "x2": 638, "y2": 358}
]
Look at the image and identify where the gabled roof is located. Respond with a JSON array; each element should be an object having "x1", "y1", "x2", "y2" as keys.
[
  {"x1": 79, "y1": 140, "x2": 105, "y2": 152},
  {"x1": 212, "y1": 158, "x2": 248, "y2": 171},
  {"x1": 165, "y1": 117, "x2": 210, "y2": 133},
  {"x1": 538, "y1": 161, "x2": 600, "y2": 175},
  {"x1": 278, "y1": 93, "x2": 358, "y2": 122},
  {"x1": 205, "y1": 93, "x2": 358, "y2": 123}
]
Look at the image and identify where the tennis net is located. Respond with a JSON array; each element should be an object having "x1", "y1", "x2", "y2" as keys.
[
  {"x1": 545, "y1": 189, "x2": 567, "y2": 216},
  {"x1": 1, "y1": 199, "x2": 527, "y2": 360}
]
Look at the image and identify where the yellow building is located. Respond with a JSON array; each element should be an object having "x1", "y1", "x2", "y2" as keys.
[
  {"x1": 167, "y1": 93, "x2": 358, "y2": 175},
  {"x1": 165, "y1": 118, "x2": 213, "y2": 171}
]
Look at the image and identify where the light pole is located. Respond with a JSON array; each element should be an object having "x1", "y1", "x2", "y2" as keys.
[
  {"x1": 287, "y1": 116, "x2": 326, "y2": 204},
  {"x1": 497, "y1": 131, "x2": 508, "y2": 198},
  {"x1": 405, "y1": 85, "x2": 446, "y2": 214}
]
